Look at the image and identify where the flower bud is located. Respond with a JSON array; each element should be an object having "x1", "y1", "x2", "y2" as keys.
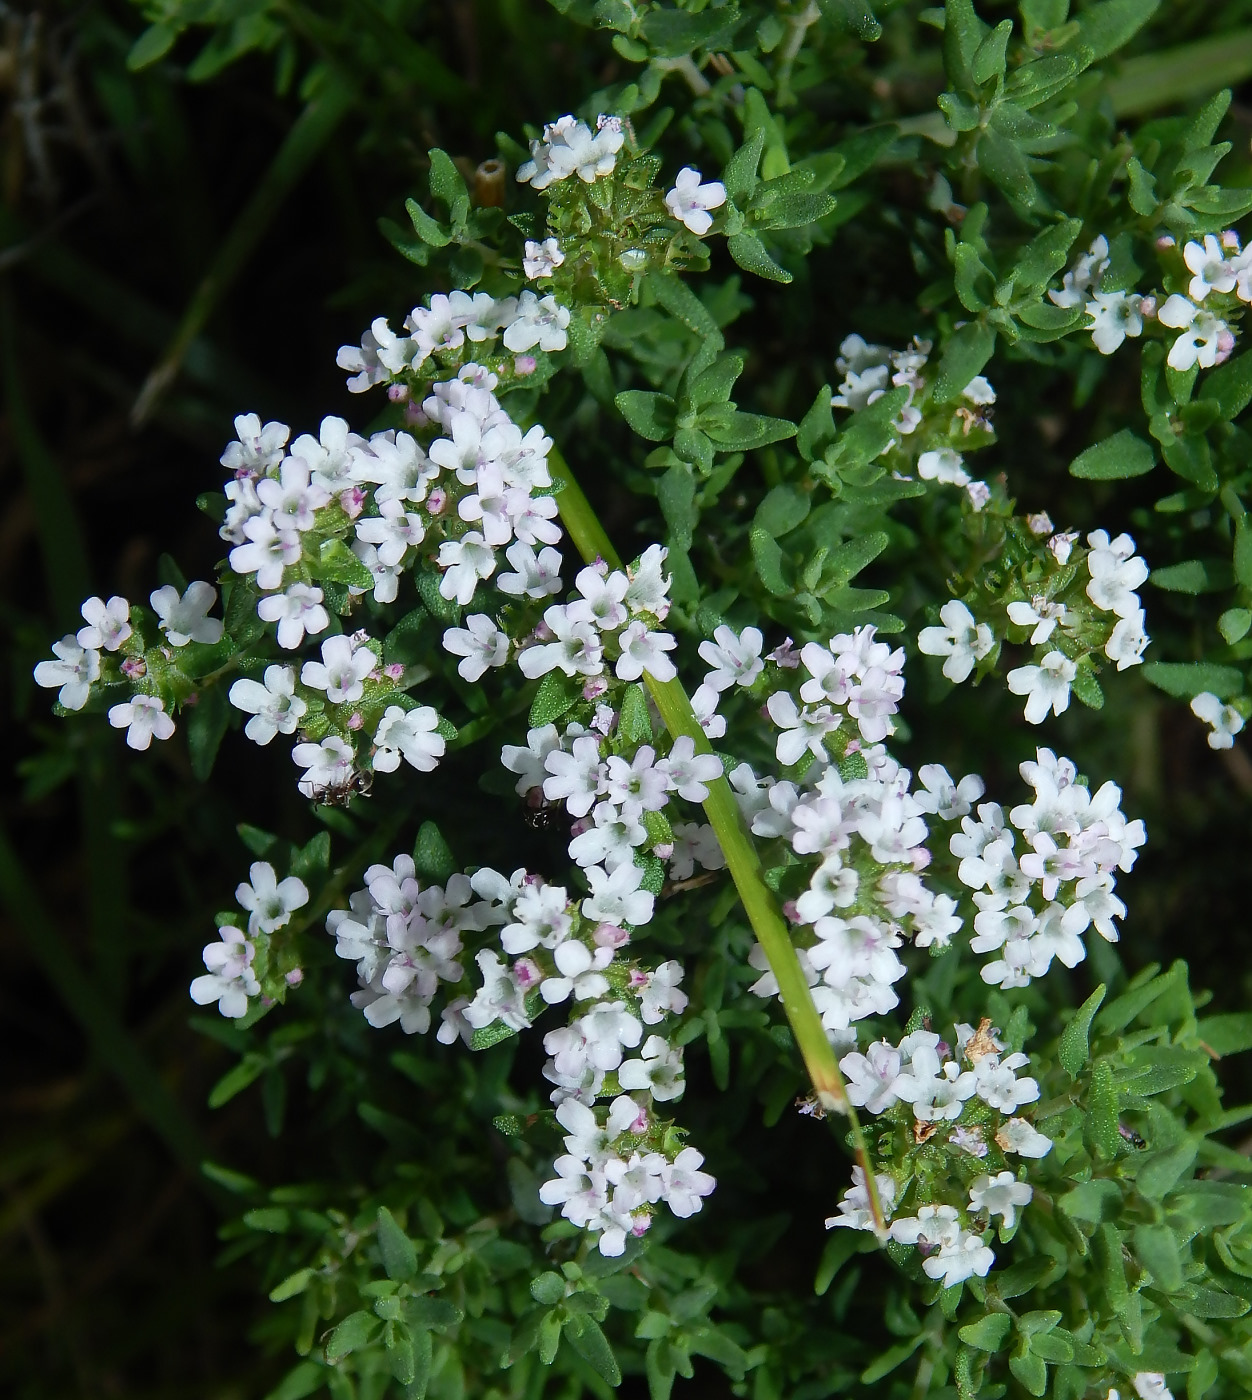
[
  {"x1": 594, "y1": 922, "x2": 630, "y2": 950},
  {"x1": 285, "y1": 968, "x2": 304, "y2": 988},
  {"x1": 387, "y1": 383, "x2": 410, "y2": 403}
]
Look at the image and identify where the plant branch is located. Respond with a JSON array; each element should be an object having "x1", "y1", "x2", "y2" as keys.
[{"x1": 551, "y1": 450, "x2": 884, "y2": 1232}]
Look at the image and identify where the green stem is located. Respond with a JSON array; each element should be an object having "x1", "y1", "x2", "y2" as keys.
[{"x1": 552, "y1": 452, "x2": 884, "y2": 1231}]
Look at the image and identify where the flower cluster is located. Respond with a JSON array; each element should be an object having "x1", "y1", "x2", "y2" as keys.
[
  {"x1": 516, "y1": 113, "x2": 624, "y2": 190},
  {"x1": 828, "y1": 1019, "x2": 1051, "y2": 1286},
  {"x1": 1055, "y1": 229, "x2": 1252, "y2": 368},
  {"x1": 919, "y1": 528, "x2": 1151, "y2": 723},
  {"x1": 33, "y1": 584, "x2": 225, "y2": 749},
  {"x1": 951, "y1": 748, "x2": 1144, "y2": 988},
  {"x1": 832, "y1": 333, "x2": 996, "y2": 510}
]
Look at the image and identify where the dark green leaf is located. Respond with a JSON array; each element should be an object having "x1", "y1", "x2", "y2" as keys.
[
  {"x1": 616, "y1": 391, "x2": 677, "y2": 442},
  {"x1": 186, "y1": 684, "x2": 230, "y2": 781},
  {"x1": 1059, "y1": 984, "x2": 1107, "y2": 1078},
  {"x1": 564, "y1": 1314, "x2": 622, "y2": 1386},
  {"x1": 377, "y1": 1207, "x2": 419, "y2": 1282},
  {"x1": 959, "y1": 1313, "x2": 1012, "y2": 1352},
  {"x1": 1070, "y1": 429, "x2": 1155, "y2": 479},
  {"x1": 529, "y1": 671, "x2": 582, "y2": 727},
  {"x1": 1142, "y1": 661, "x2": 1242, "y2": 699},
  {"x1": 727, "y1": 231, "x2": 793, "y2": 283},
  {"x1": 933, "y1": 322, "x2": 996, "y2": 402},
  {"x1": 326, "y1": 1310, "x2": 378, "y2": 1362}
]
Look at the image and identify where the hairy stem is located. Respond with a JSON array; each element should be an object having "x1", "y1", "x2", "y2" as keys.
[{"x1": 551, "y1": 450, "x2": 884, "y2": 1231}]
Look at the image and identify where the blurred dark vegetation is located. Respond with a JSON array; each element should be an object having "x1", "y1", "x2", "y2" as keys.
[{"x1": 1, "y1": 1, "x2": 1250, "y2": 1396}]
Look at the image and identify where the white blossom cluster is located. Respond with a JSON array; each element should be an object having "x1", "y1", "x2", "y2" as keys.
[
  {"x1": 337, "y1": 289, "x2": 570, "y2": 394},
  {"x1": 918, "y1": 528, "x2": 1150, "y2": 723},
  {"x1": 188, "y1": 861, "x2": 309, "y2": 1018},
  {"x1": 1191, "y1": 690, "x2": 1246, "y2": 749},
  {"x1": 951, "y1": 747, "x2": 1144, "y2": 988},
  {"x1": 33, "y1": 584, "x2": 225, "y2": 749},
  {"x1": 832, "y1": 333, "x2": 995, "y2": 511},
  {"x1": 516, "y1": 113, "x2": 624, "y2": 190},
  {"x1": 1054, "y1": 230, "x2": 1252, "y2": 368},
  {"x1": 827, "y1": 1021, "x2": 1051, "y2": 1286}
]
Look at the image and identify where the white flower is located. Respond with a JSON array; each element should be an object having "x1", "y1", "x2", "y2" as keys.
[
  {"x1": 256, "y1": 455, "x2": 331, "y2": 531},
  {"x1": 502, "y1": 291, "x2": 570, "y2": 353},
  {"x1": 501, "y1": 723, "x2": 560, "y2": 795},
  {"x1": 890, "y1": 1203, "x2": 960, "y2": 1248},
  {"x1": 189, "y1": 926, "x2": 259, "y2": 1018},
  {"x1": 258, "y1": 582, "x2": 330, "y2": 650},
  {"x1": 1048, "y1": 235, "x2": 1109, "y2": 307},
  {"x1": 443, "y1": 614, "x2": 509, "y2": 681},
  {"x1": 664, "y1": 167, "x2": 727, "y2": 235},
  {"x1": 636, "y1": 960, "x2": 688, "y2": 1023},
  {"x1": 995, "y1": 1116, "x2": 1053, "y2": 1158},
  {"x1": 1184, "y1": 233, "x2": 1237, "y2": 300},
  {"x1": 229, "y1": 515, "x2": 303, "y2": 591},
  {"x1": 583, "y1": 862, "x2": 654, "y2": 927},
  {"x1": 615, "y1": 621, "x2": 677, "y2": 682},
  {"x1": 150, "y1": 581, "x2": 223, "y2": 647},
  {"x1": 519, "y1": 607, "x2": 603, "y2": 679},
  {"x1": 291, "y1": 415, "x2": 355, "y2": 491},
  {"x1": 516, "y1": 114, "x2": 623, "y2": 189},
  {"x1": 523, "y1": 237, "x2": 564, "y2": 280},
  {"x1": 968, "y1": 1171, "x2": 1033, "y2": 1228},
  {"x1": 668, "y1": 822, "x2": 725, "y2": 880},
  {"x1": 618, "y1": 1035, "x2": 686, "y2": 1101},
  {"x1": 624, "y1": 544, "x2": 671, "y2": 618},
  {"x1": 690, "y1": 683, "x2": 726, "y2": 739},
  {"x1": 662, "y1": 1146, "x2": 716, "y2": 1218},
  {"x1": 236, "y1": 860, "x2": 308, "y2": 934},
  {"x1": 301, "y1": 635, "x2": 376, "y2": 705},
  {"x1": 917, "y1": 600, "x2": 994, "y2": 683},
  {"x1": 1157, "y1": 293, "x2": 1228, "y2": 371},
  {"x1": 893, "y1": 1049, "x2": 977, "y2": 1122},
  {"x1": 221, "y1": 412, "x2": 289, "y2": 472},
  {"x1": 1086, "y1": 290, "x2": 1145, "y2": 355},
  {"x1": 1191, "y1": 691, "x2": 1245, "y2": 749},
  {"x1": 1008, "y1": 651, "x2": 1077, "y2": 724},
  {"x1": 570, "y1": 564, "x2": 629, "y2": 630},
  {"x1": 656, "y1": 735, "x2": 723, "y2": 802},
  {"x1": 840, "y1": 1041, "x2": 904, "y2": 1114},
  {"x1": 1132, "y1": 1375, "x2": 1173, "y2": 1400},
  {"x1": 923, "y1": 1230, "x2": 995, "y2": 1287},
  {"x1": 356, "y1": 500, "x2": 427, "y2": 562},
  {"x1": 373, "y1": 705, "x2": 445, "y2": 773},
  {"x1": 826, "y1": 1165, "x2": 897, "y2": 1232},
  {"x1": 77, "y1": 595, "x2": 132, "y2": 652},
  {"x1": 1006, "y1": 596, "x2": 1068, "y2": 645},
  {"x1": 913, "y1": 764, "x2": 984, "y2": 819},
  {"x1": 973, "y1": 1052, "x2": 1039, "y2": 1113},
  {"x1": 34, "y1": 636, "x2": 100, "y2": 711},
  {"x1": 336, "y1": 317, "x2": 413, "y2": 392},
  {"x1": 570, "y1": 803, "x2": 647, "y2": 871},
  {"x1": 698, "y1": 624, "x2": 764, "y2": 691},
  {"x1": 543, "y1": 735, "x2": 605, "y2": 817},
  {"x1": 437, "y1": 531, "x2": 496, "y2": 605},
  {"x1": 497, "y1": 541, "x2": 564, "y2": 599},
  {"x1": 765, "y1": 691, "x2": 841, "y2": 766},
  {"x1": 229, "y1": 665, "x2": 306, "y2": 745},
  {"x1": 963, "y1": 375, "x2": 996, "y2": 405},
  {"x1": 917, "y1": 447, "x2": 970, "y2": 486},
  {"x1": 1105, "y1": 609, "x2": 1149, "y2": 669},
  {"x1": 108, "y1": 695, "x2": 175, "y2": 750},
  {"x1": 292, "y1": 734, "x2": 354, "y2": 797},
  {"x1": 1086, "y1": 533, "x2": 1149, "y2": 617},
  {"x1": 540, "y1": 939, "x2": 612, "y2": 1004}
]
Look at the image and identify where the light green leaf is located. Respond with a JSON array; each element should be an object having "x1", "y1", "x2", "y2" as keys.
[
  {"x1": 528, "y1": 671, "x2": 582, "y2": 727},
  {"x1": 933, "y1": 321, "x2": 996, "y2": 402},
  {"x1": 958, "y1": 1313, "x2": 1012, "y2": 1351},
  {"x1": 616, "y1": 391, "x2": 676, "y2": 442},
  {"x1": 377, "y1": 1207, "x2": 419, "y2": 1282},
  {"x1": 128, "y1": 23, "x2": 178, "y2": 70},
  {"x1": 1142, "y1": 661, "x2": 1243, "y2": 699},
  {"x1": 1195, "y1": 1012, "x2": 1252, "y2": 1056},
  {"x1": 325, "y1": 1310, "x2": 378, "y2": 1362},
  {"x1": 1070, "y1": 429, "x2": 1155, "y2": 479},
  {"x1": 727, "y1": 231, "x2": 793, "y2": 283},
  {"x1": 563, "y1": 1314, "x2": 622, "y2": 1386},
  {"x1": 1059, "y1": 984, "x2": 1107, "y2": 1078}
]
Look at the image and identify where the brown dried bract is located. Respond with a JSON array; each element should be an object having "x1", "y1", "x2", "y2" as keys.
[
  {"x1": 963, "y1": 1018, "x2": 1003, "y2": 1064},
  {"x1": 913, "y1": 1120, "x2": 939, "y2": 1145}
]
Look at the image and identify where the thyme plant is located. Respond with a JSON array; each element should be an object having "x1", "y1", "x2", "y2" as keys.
[{"x1": 29, "y1": 0, "x2": 1252, "y2": 1395}]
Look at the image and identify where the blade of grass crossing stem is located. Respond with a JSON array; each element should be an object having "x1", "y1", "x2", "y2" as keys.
[
  {"x1": 0, "y1": 823, "x2": 221, "y2": 1199},
  {"x1": 3, "y1": 288, "x2": 131, "y2": 1000},
  {"x1": 551, "y1": 450, "x2": 884, "y2": 1231},
  {"x1": 131, "y1": 75, "x2": 354, "y2": 426},
  {"x1": 1108, "y1": 30, "x2": 1252, "y2": 116}
]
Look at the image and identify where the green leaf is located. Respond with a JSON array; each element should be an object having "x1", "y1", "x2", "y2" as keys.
[
  {"x1": 860, "y1": 1332, "x2": 926, "y2": 1383},
  {"x1": 186, "y1": 683, "x2": 230, "y2": 781},
  {"x1": 616, "y1": 391, "x2": 677, "y2": 442},
  {"x1": 1059, "y1": 984, "x2": 1107, "y2": 1078},
  {"x1": 405, "y1": 197, "x2": 451, "y2": 248},
  {"x1": 817, "y1": 0, "x2": 883, "y2": 41},
  {"x1": 1219, "y1": 608, "x2": 1252, "y2": 644},
  {"x1": 1136, "y1": 1142, "x2": 1197, "y2": 1200},
  {"x1": 1150, "y1": 559, "x2": 1228, "y2": 593},
  {"x1": 933, "y1": 322, "x2": 996, "y2": 402},
  {"x1": 727, "y1": 231, "x2": 793, "y2": 283},
  {"x1": 377, "y1": 1207, "x2": 419, "y2": 1281},
  {"x1": 427, "y1": 148, "x2": 469, "y2": 225},
  {"x1": 1070, "y1": 429, "x2": 1155, "y2": 479},
  {"x1": 620, "y1": 685, "x2": 653, "y2": 745},
  {"x1": 1086, "y1": 1059, "x2": 1121, "y2": 1159},
  {"x1": 319, "y1": 538, "x2": 374, "y2": 589},
  {"x1": 1134, "y1": 1222, "x2": 1183, "y2": 1292},
  {"x1": 1009, "y1": 1349, "x2": 1048, "y2": 1396},
  {"x1": 530, "y1": 1271, "x2": 566, "y2": 1305},
  {"x1": 959, "y1": 1313, "x2": 1012, "y2": 1352},
  {"x1": 529, "y1": 671, "x2": 583, "y2": 727},
  {"x1": 326, "y1": 1310, "x2": 378, "y2": 1362},
  {"x1": 1072, "y1": 0, "x2": 1162, "y2": 62},
  {"x1": 751, "y1": 527, "x2": 790, "y2": 596},
  {"x1": 798, "y1": 384, "x2": 838, "y2": 463},
  {"x1": 972, "y1": 20, "x2": 1013, "y2": 85},
  {"x1": 1196, "y1": 1012, "x2": 1252, "y2": 1055},
  {"x1": 1205, "y1": 350, "x2": 1252, "y2": 421},
  {"x1": 701, "y1": 408, "x2": 796, "y2": 451},
  {"x1": 470, "y1": 1020, "x2": 519, "y2": 1051},
  {"x1": 755, "y1": 485, "x2": 811, "y2": 537},
  {"x1": 564, "y1": 1314, "x2": 622, "y2": 1386},
  {"x1": 1235, "y1": 518, "x2": 1252, "y2": 587},
  {"x1": 1060, "y1": 1178, "x2": 1123, "y2": 1223},
  {"x1": 413, "y1": 821, "x2": 456, "y2": 883},
  {"x1": 263, "y1": 1361, "x2": 328, "y2": 1400},
  {"x1": 977, "y1": 129, "x2": 1039, "y2": 205},
  {"x1": 1142, "y1": 661, "x2": 1243, "y2": 699},
  {"x1": 269, "y1": 1268, "x2": 315, "y2": 1303},
  {"x1": 128, "y1": 23, "x2": 178, "y2": 70},
  {"x1": 723, "y1": 129, "x2": 766, "y2": 205},
  {"x1": 208, "y1": 1053, "x2": 266, "y2": 1109},
  {"x1": 1012, "y1": 219, "x2": 1083, "y2": 292},
  {"x1": 648, "y1": 272, "x2": 724, "y2": 348}
]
